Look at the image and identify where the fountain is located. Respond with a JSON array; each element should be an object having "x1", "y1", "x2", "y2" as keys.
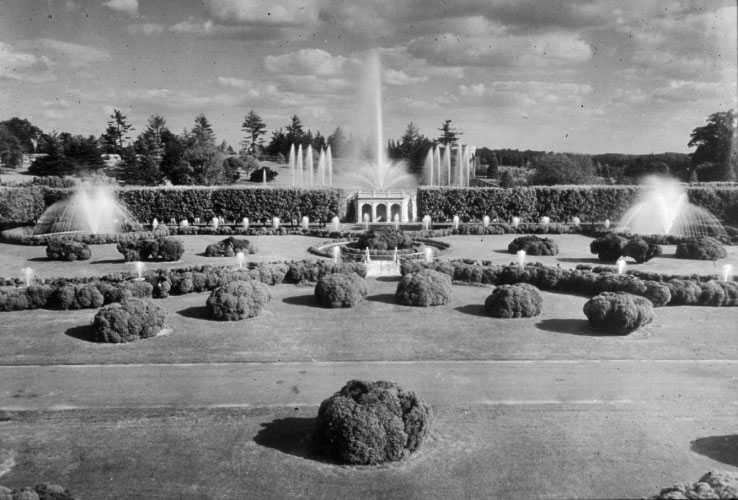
[
  {"x1": 242, "y1": 217, "x2": 249, "y2": 231},
  {"x1": 152, "y1": 218, "x2": 158, "y2": 230},
  {"x1": 236, "y1": 251, "x2": 245, "y2": 269},
  {"x1": 272, "y1": 217, "x2": 280, "y2": 230},
  {"x1": 331, "y1": 216, "x2": 340, "y2": 232},
  {"x1": 133, "y1": 261, "x2": 144, "y2": 280},
  {"x1": 453, "y1": 215, "x2": 460, "y2": 230},
  {"x1": 289, "y1": 143, "x2": 296, "y2": 187},
  {"x1": 616, "y1": 257, "x2": 627, "y2": 275},
  {"x1": 483, "y1": 215, "x2": 490, "y2": 228},
  {"x1": 332, "y1": 245, "x2": 341, "y2": 264},
  {"x1": 604, "y1": 219, "x2": 610, "y2": 229},
  {"x1": 212, "y1": 217, "x2": 219, "y2": 230},
  {"x1": 723, "y1": 264, "x2": 733, "y2": 282},
  {"x1": 301, "y1": 216, "x2": 309, "y2": 230},
  {"x1": 424, "y1": 247, "x2": 433, "y2": 262},
  {"x1": 32, "y1": 183, "x2": 137, "y2": 236},
  {"x1": 617, "y1": 176, "x2": 727, "y2": 237},
  {"x1": 512, "y1": 217, "x2": 520, "y2": 227},
  {"x1": 180, "y1": 219, "x2": 189, "y2": 228},
  {"x1": 21, "y1": 267, "x2": 33, "y2": 287},
  {"x1": 517, "y1": 250, "x2": 526, "y2": 269},
  {"x1": 393, "y1": 213, "x2": 400, "y2": 230},
  {"x1": 541, "y1": 216, "x2": 550, "y2": 226},
  {"x1": 422, "y1": 215, "x2": 431, "y2": 231},
  {"x1": 572, "y1": 216, "x2": 581, "y2": 227},
  {"x1": 365, "y1": 247, "x2": 371, "y2": 263}
]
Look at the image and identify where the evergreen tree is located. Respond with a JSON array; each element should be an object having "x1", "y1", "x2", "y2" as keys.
[
  {"x1": 241, "y1": 110, "x2": 267, "y2": 154},
  {"x1": 437, "y1": 119, "x2": 462, "y2": 146},
  {"x1": 100, "y1": 109, "x2": 135, "y2": 154}
]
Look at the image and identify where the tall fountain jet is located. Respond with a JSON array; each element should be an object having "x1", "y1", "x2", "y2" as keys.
[{"x1": 289, "y1": 144, "x2": 296, "y2": 187}]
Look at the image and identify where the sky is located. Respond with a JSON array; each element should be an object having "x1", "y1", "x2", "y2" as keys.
[{"x1": 0, "y1": 0, "x2": 736, "y2": 155}]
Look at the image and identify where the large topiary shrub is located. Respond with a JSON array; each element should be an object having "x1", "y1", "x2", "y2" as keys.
[
  {"x1": 650, "y1": 470, "x2": 738, "y2": 500},
  {"x1": 395, "y1": 269, "x2": 452, "y2": 307},
  {"x1": 589, "y1": 233, "x2": 628, "y2": 262},
  {"x1": 54, "y1": 283, "x2": 104, "y2": 310},
  {"x1": 622, "y1": 236, "x2": 663, "y2": 263},
  {"x1": 312, "y1": 380, "x2": 433, "y2": 465},
  {"x1": 45, "y1": 240, "x2": 91, "y2": 261},
  {"x1": 116, "y1": 236, "x2": 184, "y2": 262},
  {"x1": 583, "y1": 292, "x2": 654, "y2": 334},
  {"x1": 675, "y1": 236, "x2": 727, "y2": 260},
  {"x1": 356, "y1": 228, "x2": 414, "y2": 250},
  {"x1": 484, "y1": 283, "x2": 543, "y2": 318},
  {"x1": 205, "y1": 279, "x2": 271, "y2": 321},
  {"x1": 314, "y1": 272, "x2": 368, "y2": 308},
  {"x1": 204, "y1": 236, "x2": 258, "y2": 257},
  {"x1": 507, "y1": 235, "x2": 559, "y2": 256},
  {"x1": 92, "y1": 298, "x2": 167, "y2": 343}
]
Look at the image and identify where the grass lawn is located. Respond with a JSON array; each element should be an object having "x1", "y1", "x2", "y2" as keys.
[{"x1": 0, "y1": 232, "x2": 737, "y2": 499}]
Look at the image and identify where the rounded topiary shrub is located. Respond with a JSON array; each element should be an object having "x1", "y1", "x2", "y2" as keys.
[
  {"x1": 92, "y1": 298, "x2": 167, "y2": 343},
  {"x1": 206, "y1": 279, "x2": 271, "y2": 321},
  {"x1": 651, "y1": 471, "x2": 738, "y2": 500},
  {"x1": 675, "y1": 236, "x2": 727, "y2": 260},
  {"x1": 507, "y1": 235, "x2": 559, "y2": 256},
  {"x1": 583, "y1": 292, "x2": 654, "y2": 334},
  {"x1": 484, "y1": 283, "x2": 543, "y2": 318},
  {"x1": 622, "y1": 237, "x2": 663, "y2": 263},
  {"x1": 395, "y1": 269, "x2": 452, "y2": 307},
  {"x1": 204, "y1": 236, "x2": 258, "y2": 257},
  {"x1": 314, "y1": 272, "x2": 368, "y2": 308},
  {"x1": 46, "y1": 240, "x2": 92, "y2": 261},
  {"x1": 312, "y1": 380, "x2": 433, "y2": 465},
  {"x1": 590, "y1": 233, "x2": 628, "y2": 262},
  {"x1": 157, "y1": 236, "x2": 185, "y2": 261}
]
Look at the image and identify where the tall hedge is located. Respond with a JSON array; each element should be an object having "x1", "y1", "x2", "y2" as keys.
[
  {"x1": 0, "y1": 186, "x2": 345, "y2": 227},
  {"x1": 416, "y1": 186, "x2": 738, "y2": 224}
]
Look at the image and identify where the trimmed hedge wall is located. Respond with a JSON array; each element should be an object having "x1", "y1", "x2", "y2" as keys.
[
  {"x1": 0, "y1": 186, "x2": 345, "y2": 229},
  {"x1": 416, "y1": 186, "x2": 738, "y2": 225}
]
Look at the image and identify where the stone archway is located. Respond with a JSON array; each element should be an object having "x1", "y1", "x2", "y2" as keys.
[
  {"x1": 376, "y1": 204, "x2": 387, "y2": 222},
  {"x1": 390, "y1": 204, "x2": 402, "y2": 222},
  {"x1": 361, "y1": 204, "x2": 373, "y2": 222}
]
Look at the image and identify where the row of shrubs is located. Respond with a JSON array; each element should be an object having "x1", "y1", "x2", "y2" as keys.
[
  {"x1": 399, "y1": 260, "x2": 738, "y2": 308},
  {"x1": 0, "y1": 260, "x2": 368, "y2": 311},
  {"x1": 417, "y1": 185, "x2": 738, "y2": 225}
]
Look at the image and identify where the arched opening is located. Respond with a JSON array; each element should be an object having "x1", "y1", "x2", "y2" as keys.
[
  {"x1": 376, "y1": 204, "x2": 387, "y2": 222},
  {"x1": 390, "y1": 204, "x2": 402, "y2": 222},
  {"x1": 361, "y1": 204, "x2": 373, "y2": 222}
]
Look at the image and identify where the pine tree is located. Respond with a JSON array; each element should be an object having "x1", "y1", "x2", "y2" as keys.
[
  {"x1": 241, "y1": 110, "x2": 266, "y2": 154},
  {"x1": 437, "y1": 119, "x2": 462, "y2": 146}
]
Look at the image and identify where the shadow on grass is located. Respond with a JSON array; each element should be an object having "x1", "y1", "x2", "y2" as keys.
[
  {"x1": 282, "y1": 294, "x2": 323, "y2": 308},
  {"x1": 366, "y1": 293, "x2": 396, "y2": 305},
  {"x1": 493, "y1": 249, "x2": 514, "y2": 255},
  {"x1": 254, "y1": 416, "x2": 326, "y2": 461},
  {"x1": 26, "y1": 256, "x2": 51, "y2": 262},
  {"x1": 65, "y1": 324, "x2": 97, "y2": 343},
  {"x1": 535, "y1": 318, "x2": 597, "y2": 336},
  {"x1": 691, "y1": 435, "x2": 738, "y2": 467},
  {"x1": 455, "y1": 304, "x2": 487, "y2": 317},
  {"x1": 374, "y1": 276, "x2": 401, "y2": 282},
  {"x1": 556, "y1": 257, "x2": 603, "y2": 264},
  {"x1": 176, "y1": 306, "x2": 211, "y2": 320}
]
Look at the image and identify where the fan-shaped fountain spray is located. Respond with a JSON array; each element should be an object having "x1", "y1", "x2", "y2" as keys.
[{"x1": 617, "y1": 176, "x2": 727, "y2": 237}]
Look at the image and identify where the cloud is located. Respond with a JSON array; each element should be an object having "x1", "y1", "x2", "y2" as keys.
[
  {"x1": 383, "y1": 68, "x2": 427, "y2": 86},
  {"x1": 457, "y1": 80, "x2": 593, "y2": 109},
  {"x1": 127, "y1": 23, "x2": 165, "y2": 35},
  {"x1": 35, "y1": 38, "x2": 110, "y2": 68},
  {"x1": 264, "y1": 49, "x2": 352, "y2": 76},
  {"x1": 0, "y1": 41, "x2": 55, "y2": 83},
  {"x1": 122, "y1": 88, "x2": 244, "y2": 109},
  {"x1": 217, "y1": 76, "x2": 254, "y2": 90},
  {"x1": 102, "y1": 0, "x2": 139, "y2": 16},
  {"x1": 274, "y1": 74, "x2": 353, "y2": 94},
  {"x1": 204, "y1": 0, "x2": 321, "y2": 26}
]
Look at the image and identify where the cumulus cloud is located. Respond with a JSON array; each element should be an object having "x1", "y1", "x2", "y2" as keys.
[
  {"x1": 0, "y1": 41, "x2": 55, "y2": 83},
  {"x1": 264, "y1": 49, "x2": 352, "y2": 76},
  {"x1": 204, "y1": 0, "x2": 320, "y2": 26},
  {"x1": 35, "y1": 38, "x2": 110, "y2": 68},
  {"x1": 383, "y1": 68, "x2": 427, "y2": 86},
  {"x1": 122, "y1": 88, "x2": 244, "y2": 109},
  {"x1": 102, "y1": 0, "x2": 139, "y2": 16},
  {"x1": 127, "y1": 23, "x2": 165, "y2": 35},
  {"x1": 457, "y1": 80, "x2": 593, "y2": 109}
]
